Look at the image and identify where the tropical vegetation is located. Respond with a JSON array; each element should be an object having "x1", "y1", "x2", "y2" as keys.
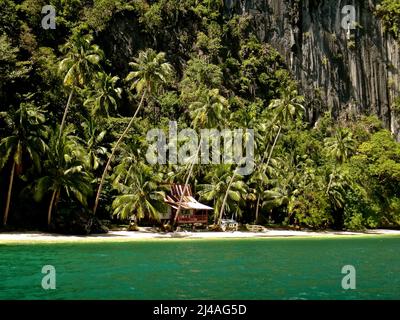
[{"x1": 1, "y1": 0, "x2": 400, "y2": 233}]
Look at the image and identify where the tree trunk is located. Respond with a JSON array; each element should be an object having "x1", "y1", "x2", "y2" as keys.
[
  {"x1": 326, "y1": 167, "x2": 335, "y2": 195},
  {"x1": 59, "y1": 90, "x2": 74, "y2": 136},
  {"x1": 265, "y1": 125, "x2": 281, "y2": 169},
  {"x1": 93, "y1": 91, "x2": 146, "y2": 215},
  {"x1": 255, "y1": 195, "x2": 261, "y2": 224},
  {"x1": 47, "y1": 189, "x2": 58, "y2": 226},
  {"x1": 249, "y1": 126, "x2": 282, "y2": 227},
  {"x1": 173, "y1": 142, "x2": 202, "y2": 228},
  {"x1": 218, "y1": 169, "x2": 238, "y2": 225},
  {"x1": 3, "y1": 162, "x2": 15, "y2": 226}
]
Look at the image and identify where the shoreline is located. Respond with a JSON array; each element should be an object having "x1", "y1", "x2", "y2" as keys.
[{"x1": 1, "y1": 228, "x2": 400, "y2": 244}]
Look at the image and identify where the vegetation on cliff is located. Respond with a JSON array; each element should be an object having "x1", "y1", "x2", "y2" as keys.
[{"x1": 1, "y1": 0, "x2": 400, "y2": 233}]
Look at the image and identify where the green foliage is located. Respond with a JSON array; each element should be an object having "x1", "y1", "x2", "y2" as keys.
[
  {"x1": 227, "y1": 14, "x2": 252, "y2": 40},
  {"x1": 191, "y1": 0, "x2": 222, "y2": 21},
  {"x1": 0, "y1": 0, "x2": 19, "y2": 35},
  {"x1": 1, "y1": 0, "x2": 400, "y2": 232},
  {"x1": 180, "y1": 58, "x2": 223, "y2": 92},
  {"x1": 139, "y1": 1, "x2": 164, "y2": 33},
  {"x1": 0, "y1": 34, "x2": 30, "y2": 99},
  {"x1": 376, "y1": 0, "x2": 400, "y2": 39},
  {"x1": 268, "y1": 88, "x2": 305, "y2": 125},
  {"x1": 83, "y1": 0, "x2": 134, "y2": 32},
  {"x1": 393, "y1": 96, "x2": 400, "y2": 115},
  {"x1": 195, "y1": 21, "x2": 222, "y2": 60},
  {"x1": 199, "y1": 164, "x2": 247, "y2": 221},
  {"x1": 0, "y1": 102, "x2": 48, "y2": 172},
  {"x1": 126, "y1": 48, "x2": 174, "y2": 95},
  {"x1": 83, "y1": 72, "x2": 122, "y2": 117},
  {"x1": 158, "y1": 91, "x2": 181, "y2": 119},
  {"x1": 293, "y1": 191, "x2": 332, "y2": 229},
  {"x1": 112, "y1": 162, "x2": 166, "y2": 221},
  {"x1": 59, "y1": 33, "x2": 103, "y2": 88},
  {"x1": 189, "y1": 88, "x2": 227, "y2": 128},
  {"x1": 343, "y1": 188, "x2": 379, "y2": 231},
  {"x1": 80, "y1": 116, "x2": 108, "y2": 171},
  {"x1": 324, "y1": 127, "x2": 355, "y2": 164},
  {"x1": 33, "y1": 126, "x2": 93, "y2": 207}
]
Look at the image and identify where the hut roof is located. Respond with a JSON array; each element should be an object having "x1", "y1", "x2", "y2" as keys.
[{"x1": 164, "y1": 184, "x2": 213, "y2": 211}]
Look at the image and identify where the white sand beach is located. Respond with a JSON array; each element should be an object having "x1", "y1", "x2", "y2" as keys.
[{"x1": 1, "y1": 228, "x2": 400, "y2": 243}]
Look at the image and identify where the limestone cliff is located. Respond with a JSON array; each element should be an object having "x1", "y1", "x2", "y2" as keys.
[
  {"x1": 238, "y1": 0, "x2": 400, "y2": 137},
  {"x1": 100, "y1": 0, "x2": 400, "y2": 137}
]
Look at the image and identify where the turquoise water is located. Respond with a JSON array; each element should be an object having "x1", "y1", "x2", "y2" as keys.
[{"x1": 0, "y1": 237, "x2": 399, "y2": 300}]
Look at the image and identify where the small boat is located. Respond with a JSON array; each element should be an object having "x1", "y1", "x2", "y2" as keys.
[
  {"x1": 170, "y1": 231, "x2": 190, "y2": 238},
  {"x1": 220, "y1": 219, "x2": 239, "y2": 231},
  {"x1": 246, "y1": 224, "x2": 267, "y2": 232}
]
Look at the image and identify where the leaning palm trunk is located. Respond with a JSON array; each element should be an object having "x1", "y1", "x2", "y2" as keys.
[
  {"x1": 93, "y1": 91, "x2": 146, "y2": 215},
  {"x1": 3, "y1": 162, "x2": 15, "y2": 226},
  {"x1": 264, "y1": 125, "x2": 281, "y2": 168},
  {"x1": 172, "y1": 142, "x2": 202, "y2": 228},
  {"x1": 59, "y1": 90, "x2": 74, "y2": 137},
  {"x1": 255, "y1": 195, "x2": 261, "y2": 224},
  {"x1": 217, "y1": 169, "x2": 238, "y2": 225},
  {"x1": 218, "y1": 125, "x2": 282, "y2": 226},
  {"x1": 47, "y1": 189, "x2": 58, "y2": 226},
  {"x1": 253, "y1": 125, "x2": 282, "y2": 221},
  {"x1": 326, "y1": 166, "x2": 336, "y2": 195}
]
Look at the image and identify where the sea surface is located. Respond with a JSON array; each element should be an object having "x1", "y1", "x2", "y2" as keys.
[{"x1": 0, "y1": 236, "x2": 399, "y2": 299}]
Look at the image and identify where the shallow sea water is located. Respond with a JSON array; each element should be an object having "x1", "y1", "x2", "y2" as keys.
[{"x1": 0, "y1": 236, "x2": 399, "y2": 299}]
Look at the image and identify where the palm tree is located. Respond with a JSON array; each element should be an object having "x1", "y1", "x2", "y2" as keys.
[
  {"x1": 83, "y1": 72, "x2": 122, "y2": 117},
  {"x1": 59, "y1": 33, "x2": 103, "y2": 135},
  {"x1": 218, "y1": 89, "x2": 304, "y2": 227},
  {"x1": 126, "y1": 49, "x2": 174, "y2": 96},
  {"x1": 172, "y1": 88, "x2": 228, "y2": 228},
  {"x1": 324, "y1": 127, "x2": 355, "y2": 194},
  {"x1": 199, "y1": 164, "x2": 247, "y2": 223},
  {"x1": 188, "y1": 88, "x2": 226, "y2": 128},
  {"x1": 180, "y1": 58, "x2": 223, "y2": 91},
  {"x1": 93, "y1": 49, "x2": 173, "y2": 215},
  {"x1": 247, "y1": 168, "x2": 268, "y2": 223},
  {"x1": 246, "y1": 89, "x2": 305, "y2": 223},
  {"x1": 112, "y1": 162, "x2": 166, "y2": 221},
  {"x1": 262, "y1": 189, "x2": 289, "y2": 211},
  {"x1": 326, "y1": 170, "x2": 348, "y2": 210},
  {"x1": 229, "y1": 101, "x2": 266, "y2": 153},
  {"x1": 324, "y1": 127, "x2": 355, "y2": 164},
  {"x1": 259, "y1": 155, "x2": 303, "y2": 225},
  {"x1": 0, "y1": 103, "x2": 47, "y2": 226},
  {"x1": 263, "y1": 88, "x2": 305, "y2": 166},
  {"x1": 81, "y1": 116, "x2": 108, "y2": 171},
  {"x1": 324, "y1": 168, "x2": 353, "y2": 229},
  {"x1": 34, "y1": 126, "x2": 93, "y2": 226}
]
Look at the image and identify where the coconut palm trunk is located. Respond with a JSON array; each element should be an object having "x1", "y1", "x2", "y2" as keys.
[
  {"x1": 218, "y1": 126, "x2": 282, "y2": 226},
  {"x1": 172, "y1": 142, "x2": 202, "y2": 228},
  {"x1": 47, "y1": 189, "x2": 58, "y2": 226},
  {"x1": 59, "y1": 90, "x2": 74, "y2": 137},
  {"x1": 3, "y1": 162, "x2": 15, "y2": 226},
  {"x1": 253, "y1": 125, "x2": 282, "y2": 220},
  {"x1": 255, "y1": 195, "x2": 261, "y2": 223},
  {"x1": 263, "y1": 125, "x2": 281, "y2": 168},
  {"x1": 217, "y1": 169, "x2": 238, "y2": 225},
  {"x1": 326, "y1": 166, "x2": 336, "y2": 195},
  {"x1": 93, "y1": 91, "x2": 146, "y2": 215}
]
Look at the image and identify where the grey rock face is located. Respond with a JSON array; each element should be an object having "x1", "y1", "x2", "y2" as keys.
[{"x1": 238, "y1": 0, "x2": 400, "y2": 137}]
